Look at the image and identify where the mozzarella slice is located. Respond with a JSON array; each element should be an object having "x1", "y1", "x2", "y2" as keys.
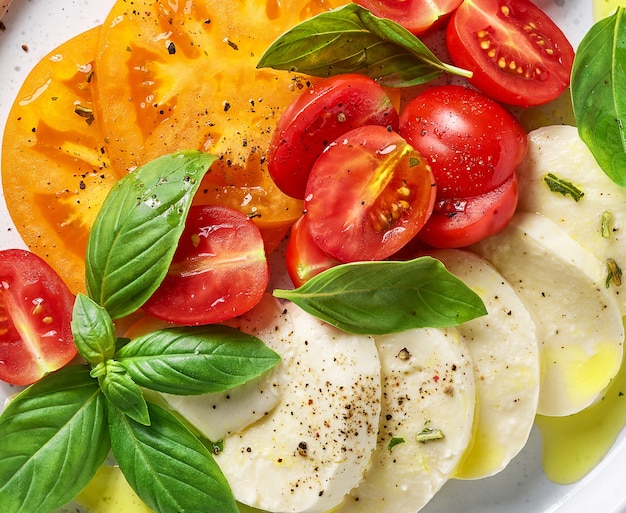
[
  {"x1": 516, "y1": 124, "x2": 626, "y2": 315},
  {"x1": 431, "y1": 248, "x2": 540, "y2": 479},
  {"x1": 335, "y1": 327, "x2": 475, "y2": 513},
  {"x1": 161, "y1": 294, "x2": 290, "y2": 442},
  {"x1": 472, "y1": 212, "x2": 624, "y2": 416},
  {"x1": 215, "y1": 302, "x2": 381, "y2": 513}
]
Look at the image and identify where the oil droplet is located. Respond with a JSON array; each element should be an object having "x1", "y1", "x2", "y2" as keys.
[{"x1": 536, "y1": 352, "x2": 626, "y2": 484}]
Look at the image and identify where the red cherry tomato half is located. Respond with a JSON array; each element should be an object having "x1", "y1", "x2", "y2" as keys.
[
  {"x1": 304, "y1": 125, "x2": 437, "y2": 262},
  {"x1": 418, "y1": 172, "x2": 519, "y2": 248},
  {"x1": 286, "y1": 216, "x2": 340, "y2": 287},
  {"x1": 268, "y1": 74, "x2": 399, "y2": 200},
  {"x1": 143, "y1": 205, "x2": 269, "y2": 325},
  {"x1": 355, "y1": 0, "x2": 462, "y2": 35},
  {"x1": 399, "y1": 85, "x2": 527, "y2": 200},
  {"x1": 0, "y1": 249, "x2": 76, "y2": 386},
  {"x1": 446, "y1": 0, "x2": 574, "y2": 107}
]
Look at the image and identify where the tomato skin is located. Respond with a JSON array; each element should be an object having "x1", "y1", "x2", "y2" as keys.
[
  {"x1": 304, "y1": 125, "x2": 437, "y2": 263},
  {"x1": 417, "y1": 172, "x2": 519, "y2": 248},
  {"x1": 399, "y1": 85, "x2": 527, "y2": 200},
  {"x1": 285, "y1": 216, "x2": 340, "y2": 287},
  {"x1": 354, "y1": 0, "x2": 463, "y2": 34},
  {"x1": 142, "y1": 205, "x2": 269, "y2": 326},
  {"x1": 268, "y1": 74, "x2": 400, "y2": 200},
  {"x1": 0, "y1": 250, "x2": 77, "y2": 386},
  {"x1": 446, "y1": 0, "x2": 574, "y2": 107}
]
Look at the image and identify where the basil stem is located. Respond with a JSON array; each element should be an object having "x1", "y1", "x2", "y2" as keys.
[
  {"x1": 571, "y1": 8, "x2": 626, "y2": 187},
  {"x1": 86, "y1": 150, "x2": 216, "y2": 319},
  {"x1": 72, "y1": 293, "x2": 117, "y2": 365},
  {"x1": 108, "y1": 400, "x2": 238, "y2": 513},
  {"x1": 115, "y1": 325, "x2": 281, "y2": 395},
  {"x1": 0, "y1": 365, "x2": 109, "y2": 513},
  {"x1": 257, "y1": 3, "x2": 471, "y2": 87},
  {"x1": 274, "y1": 256, "x2": 487, "y2": 334}
]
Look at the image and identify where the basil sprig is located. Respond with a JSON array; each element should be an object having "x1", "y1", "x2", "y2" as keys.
[
  {"x1": 257, "y1": 3, "x2": 471, "y2": 87},
  {"x1": 0, "y1": 152, "x2": 282, "y2": 513},
  {"x1": 86, "y1": 150, "x2": 217, "y2": 319},
  {"x1": 274, "y1": 256, "x2": 487, "y2": 334},
  {"x1": 571, "y1": 8, "x2": 626, "y2": 187}
]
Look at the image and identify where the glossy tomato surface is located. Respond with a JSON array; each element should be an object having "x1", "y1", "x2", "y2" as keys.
[
  {"x1": 354, "y1": 0, "x2": 463, "y2": 34},
  {"x1": 446, "y1": 0, "x2": 574, "y2": 107},
  {"x1": 95, "y1": 0, "x2": 349, "y2": 238},
  {"x1": 268, "y1": 74, "x2": 399, "y2": 199},
  {"x1": 142, "y1": 205, "x2": 269, "y2": 326},
  {"x1": 418, "y1": 172, "x2": 519, "y2": 248},
  {"x1": 285, "y1": 216, "x2": 340, "y2": 287},
  {"x1": 2, "y1": 27, "x2": 118, "y2": 295},
  {"x1": 399, "y1": 85, "x2": 527, "y2": 200},
  {"x1": 304, "y1": 125, "x2": 437, "y2": 262},
  {"x1": 0, "y1": 249, "x2": 77, "y2": 386}
]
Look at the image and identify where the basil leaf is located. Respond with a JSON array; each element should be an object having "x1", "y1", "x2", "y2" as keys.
[
  {"x1": 274, "y1": 256, "x2": 487, "y2": 334},
  {"x1": 99, "y1": 361, "x2": 150, "y2": 426},
  {"x1": 116, "y1": 325, "x2": 281, "y2": 395},
  {"x1": 86, "y1": 150, "x2": 216, "y2": 319},
  {"x1": 108, "y1": 400, "x2": 238, "y2": 513},
  {"x1": 571, "y1": 8, "x2": 626, "y2": 187},
  {"x1": 0, "y1": 365, "x2": 109, "y2": 513},
  {"x1": 257, "y1": 3, "x2": 471, "y2": 87},
  {"x1": 72, "y1": 293, "x2": 117, "y2": 364}
]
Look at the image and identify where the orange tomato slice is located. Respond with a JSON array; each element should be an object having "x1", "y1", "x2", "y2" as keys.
[
  {"x1": 94, "y1": 0, "x2": 349, "y2": 237},
  {"x1": 2, "y1": 27, "x2": 118, "y2": 294}
]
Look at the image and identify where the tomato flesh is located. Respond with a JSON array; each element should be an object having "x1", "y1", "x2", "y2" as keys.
[
  {"x1": 446, "y1": 0, "x2": 575, "y2": 107},
  {"x1": 399, "y1": 85, "x2": 527, "y2": 199},
  {"x1": 304, "y1": 125, "x2": 437, "y2": 262},
  {"x1": 268, "y1": 74, "x2": 399, "y2": 199},
  {"x1": 2, "y1": 28, "x2": 118, "y2": 295},
  {"x1": 95, "y1": 0, "x2": 350, "y2": 238},
  {"x1": 418, "y1": 172, "x2": 519, "y2": 248},
  {"x1": 0, "y1": 250, "x2": 77, "y2": 386},
  {"x1": 355, "y1": 0, "x2": 463, "y2": 34},
  {"x1": 286, "y1": 216, "x2": 340, "y2": 287},
  {"x1": 142, "y1": 205, "x2": 269, "y2": 325}
]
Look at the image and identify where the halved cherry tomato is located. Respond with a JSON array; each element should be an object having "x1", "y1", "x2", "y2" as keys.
[
  {"x1": 285, "y1": 216, "x2": 340, "y2": 287},
  {"x1": 418, "y1": 172, "x2": 519, "y2": 248},
  {"x1": 304, "y1": 125, "x2": 437, "y2": 262},
  {"x1": 268, "y1": 74, "x2": 399, "y2": 199},
  {"x1": 446, "y1": 0, "x2": 574, "y2": 107},
  {"x1": 2, "y1": 27, "x2": 118, "y2": 295},
  {"x1": 354, "y1": 0, "x2": 463, "y2": 34},
  {"x1": 95, "y1": 0, "x2": 349, "y2": 239},
  {"x1": 0, "y1": 249, "x2": 77, "y2": 386},
  {"x1": 142, "y1": 205, "x2": 269, "y2": 326},
  {"x1": 399, "y1": 85, "x2": 527, "y2": 200}
]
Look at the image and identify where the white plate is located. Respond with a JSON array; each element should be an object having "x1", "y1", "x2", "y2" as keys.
[{"x1": 1, "y1": 1, "x2": 625, "y2": 513}]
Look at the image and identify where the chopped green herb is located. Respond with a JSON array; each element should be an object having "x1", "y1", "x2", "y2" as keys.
[
  {"x1": 602, "y1": 211, "x2": 614, "y2": 238},
  {"x1": 543, "y1": 173, "x2": 585, "y2": 202},
  {"x1": 416, "y1": 426, "x2": 445, "y2": 444},
  {"x1": 606, "y1": 258, "x2": 623, "y2": 288},
  {"x1": 388, "y1": 437, "x2": 406, "y2": 451}
]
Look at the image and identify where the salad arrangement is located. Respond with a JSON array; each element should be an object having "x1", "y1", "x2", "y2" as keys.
[{"x1": 2, "y1": 0, "x2": 626, "y2": 512}]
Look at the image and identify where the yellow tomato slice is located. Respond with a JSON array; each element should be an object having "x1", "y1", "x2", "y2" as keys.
[
  {"x1": 2, "y1": 27, "x2": 119, "y2": 294},
  {"x1": 94, "y1": 0, "x2": 349, "y2": 235}
]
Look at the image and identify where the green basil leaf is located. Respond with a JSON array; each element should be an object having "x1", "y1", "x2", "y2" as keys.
[
  {"x1": 571, "y1": 8, "x2": 626, "y2": 187},
  {"x1": 274, "y1": 256, "x2": 487, "y2": 334},
  {"x1": 257, "y1": 3, "x2": 471, "y2": 87},
  {"x1": 99, "y1": 362, "x2": 150, "y2": 426},
  {"x1": 108, "y1": 400, "x2": 238, "y2": 513},
  {"x1": 72, "y1": 293, "x2": 117, "y2": 364},
  {"x1": 0, "y1": 365, "x2": 109, "y2": 513},
  {"x1": 86, "y1": 150, "x2": 216, "y2": 319},
  {"x1": 116, "y1": 325, "x2": 281, "y2": 395}
]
